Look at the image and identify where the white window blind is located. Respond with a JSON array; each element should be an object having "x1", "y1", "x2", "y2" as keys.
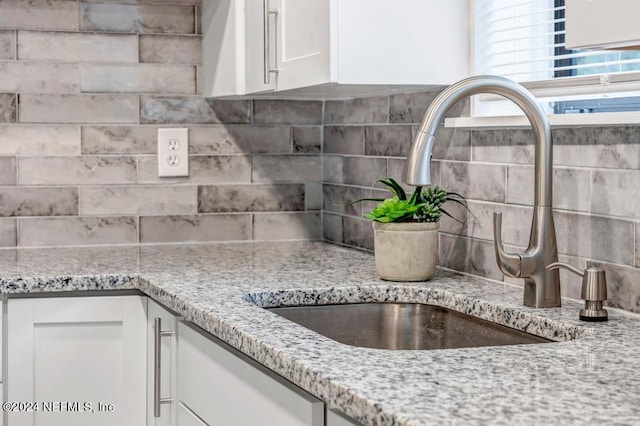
[{"x1": 473, "y1": 0, "x2": 640, "y2": 116}]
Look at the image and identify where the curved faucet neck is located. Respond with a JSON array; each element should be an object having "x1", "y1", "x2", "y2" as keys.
[{"x1": 403, "y1": 75, "x2": 553, "y2": 207}]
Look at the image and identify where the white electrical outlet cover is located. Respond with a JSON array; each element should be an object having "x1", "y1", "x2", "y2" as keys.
[{"x1": 158, "y1": 128, "x2": 189, "y2": 177}]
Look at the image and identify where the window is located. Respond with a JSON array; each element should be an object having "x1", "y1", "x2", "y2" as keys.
[{"x1": 473, "y1": 0, "x2": 640, "y2": 117}]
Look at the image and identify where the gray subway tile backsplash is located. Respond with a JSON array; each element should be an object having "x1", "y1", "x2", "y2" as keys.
[
  {"x1": 0, "y1": 30, "x2": 14, "y2": 59},
  {"x1": 507, "y1": 165, "x2": 591, "y2": 212},
  {"x1": 253, "y1": 212, "x2": 321, "y2": 241},
  {"x1": 140, "y1": 214, "x2": 251, "y2": 244},
  {"x1": 323, "y1": 155, "x2": 344, "y2": 184},
  {"x1": 324, "y1": 97, "x2": 388, "y2": 124},
  {"x1": 80, "y1": 64, "x2": 196, "y2": 94},
  {"x1": 292, "y1": 126, "x2": 321, "y2": 153},
  {"x1": 0, "y1": 94, "x2": 17, "y2": 123},
  {"x1": 141, "y1": 96, "x2": 249, "y2": 124},
  {"x1": 253, "y1": 100, "x2": 323, "y2": 125},
  {"x1": 80, "y1": 3, "x2": 195, "y2": 34},
  {"x1": 198, "y1": 184, "x2": 306, "y2": 213},
  {"x1": 322, "y1": 184, "x2": 361, "y2": 216},
  {"x1": 0, "y1": 125, "x2": 80, "y2": 155},
  {"x1": 591, "y1": 169, "x2": 640, "y2": 219},
  {"x1": 555, "y1": 211, "x2": 635, "y2": 266},
  {"x1": 364, "y1": 125, "x2": 412, "y2": 157},
  {"x1": 342, "y1": 216, "x2": 374, "y2": 250},
  {"x1": 18, "y1": 31, "x2": 138, "y2": 62},
  {"x1": 139, "y1": 35, "x2": 203, "y2": 64},
  {"x1": 0, "y1": 0, "x2": 78, "y2": 31},
  {"x1": 252, "y1": 155, "x2": 321, "y2": 183},
  {"x1": 0, "y1": 62, "x2": 79, "y2": 93},
  {"x1": 342, "y1": 156, "x2": 387, "y2": 187},
  {"x1": 439, "y1": 234, "x2": 503, "y2": 281},
  {"x1": 589, "y1": 261, "x2": 640, "y2": 313},
  {"x1": 81, "y1": 126, "x2": 157, "y2": 155},
  {"x1": 138, "y1": 155, "x2": 252, "y2": 185},
  {"x1": 471, "y1": 129, "x2": 535, "y2": 164},
  {"x1": 189, "y1": 125, "x2": 290, "y2": 154},
  {"x1": 322, "y1": 213, "x2": 343, "y2": 244},
  {"x1": 0, "y1": 158, "x2": 17, "y2": 186},
  {"x1": 20, "y1": 94, "x2": 139, "y2": 124},
  {"x1": 18, "y1": 216, "x2": 138, "y2": 247},
  {"x1": 3, "y1": 0, "x2": 640, "y2": 314},
  {"x1": 80, "y1": 185, "x2": 197, "y2": 215},
  {"x1": 431, "y1": 128, "x2": 471, "y2": 161},
  {"x1": 0, "y1": 219, "x2": 16, "y2": 247},
  {"x1": 552, "y1": 126, "x2": 640, "y2": 169},
  {"x1": 0, "y1": 187, "x2": 78, "y2": 217},
  {"x1": 18, "y1": 156, "x2": 137, "y2": 186},
  {"x1": 440, "y1": 161, "x2": 506, "y2": 203},
  {"x1": 462, "y1": 201, "x2": 532, "y2": 248},
  {"x1": 305, "y1": 182, "x2": 323, "y2": 211},
  {"x1": 324, "y1": 126, "x2": 365, "y2": 155},
  {"x1": 388, "y1": 91, "x2": 442, "y2": 123}
]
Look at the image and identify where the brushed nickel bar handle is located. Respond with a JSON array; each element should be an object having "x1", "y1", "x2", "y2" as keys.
[
  {"x1": 263, "y1": 0, "x2": 279, "y2": 85},
  {"x1": 263, "y1": 0, "x2": 270, "y2": 84},
  {"x1": 154, "y1": 318, "x2": 175, "y2": 418}
]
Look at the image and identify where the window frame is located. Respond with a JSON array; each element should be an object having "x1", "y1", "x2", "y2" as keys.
[{"x1": 470, "y1": 0, "x2": 640, "y2": 120}]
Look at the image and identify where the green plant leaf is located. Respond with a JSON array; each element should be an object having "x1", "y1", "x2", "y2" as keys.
[
  {"x1": 364, "y1": 196, "x2": 423, "y2": 223},
  {"x1": 376, "y1": 177, "x2": 407, "y2": 200}
]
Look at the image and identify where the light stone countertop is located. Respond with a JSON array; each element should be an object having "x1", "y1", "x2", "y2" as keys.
[{"x1": 0, "y1": 241, "x2": 639, "y2": 425}]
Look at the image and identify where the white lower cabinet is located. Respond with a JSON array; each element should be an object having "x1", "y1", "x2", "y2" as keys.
[
  {"x1": 4, "y1": 295, "x2": 334, "y2": 426},
  {"x1": 7, "y1": 295, "x2": 148, "y2": 426},
  {"x1": 147, "y1": 300, "x2": 179, "y2": 426},
  {"x1": 177, "y1": 321, "x2": 324, "y2": 426}
]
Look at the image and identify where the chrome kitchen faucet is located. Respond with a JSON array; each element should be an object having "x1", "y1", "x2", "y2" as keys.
[{"x1": 403, "y1": 75, "x2": 561, "y2": 308}]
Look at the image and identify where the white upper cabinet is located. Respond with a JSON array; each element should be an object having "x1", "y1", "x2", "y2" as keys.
[
  {"x1": 565, "y1": 0, "x2": 640, "y2": 49},
  {"x1": 203, "y1": 0, "x2": 470, "y2": 98}
]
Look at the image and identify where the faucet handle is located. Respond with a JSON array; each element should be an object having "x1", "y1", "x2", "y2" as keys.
[
  {"x1": 547, "y1": 262, "x2": 608, "y2": 322},
  {"x1": 493, "y1": 212, "x2": 522, "y2": 278}
]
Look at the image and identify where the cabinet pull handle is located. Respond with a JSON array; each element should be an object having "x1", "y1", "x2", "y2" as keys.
[
  {"x1": 263, "y1": 0, "x2": 279, "y2": 84},
  {"x1": 154, "y1": 317, "x2": 175, "y2": 418}
]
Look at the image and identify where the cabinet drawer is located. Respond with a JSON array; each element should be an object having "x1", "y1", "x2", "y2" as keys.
[{"x1": 178, "y1": 322, "x2": 323, "y2": 426}]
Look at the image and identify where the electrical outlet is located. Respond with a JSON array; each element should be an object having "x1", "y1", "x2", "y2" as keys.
[{"x1": 158, "y1": 128, "x2": 189, "y2": 177}]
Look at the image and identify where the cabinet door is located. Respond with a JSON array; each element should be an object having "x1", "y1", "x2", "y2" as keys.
[
  {"x1": 566, "y1": 0, "x2": 640, "y2": 49},
  {"x1": 244, "y1": 0, "x2": 331, "y2": 93},
  {"x1": 147, "y1": 300, "x2": 179, "y2": 426},
  {"x1": 244, "y1": 0, "x2": 278, "y2": 94},
  {"x1": 270, "y1": 0, "x2": 330, "y2": 91},
  {"x1": 202, "y1": 0, "x2": 272, "y2": 96},
  {"x1": 178, "y1": 321, "x2": 324, "y2": 426},
  {"x1": 7, "y1": 296, "x2": 147, "y2": 426}
]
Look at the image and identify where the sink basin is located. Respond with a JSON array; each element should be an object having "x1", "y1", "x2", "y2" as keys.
[{"x1": 268, "y1": 303, "x2": 553, "y2": 350}]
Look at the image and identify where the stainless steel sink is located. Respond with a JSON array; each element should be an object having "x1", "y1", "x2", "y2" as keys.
[{"x1": 268, "y1": 303, "x2": 553, "y2": 350}]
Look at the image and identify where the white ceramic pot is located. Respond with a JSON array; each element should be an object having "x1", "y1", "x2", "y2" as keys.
[{"x1": 372, "y1": 221, "x2": 439, "y2": 281}]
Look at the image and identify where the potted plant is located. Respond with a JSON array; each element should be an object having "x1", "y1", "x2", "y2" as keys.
[{"x1": 357, "y1": 178, "x2": 470, "y2": 281}]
